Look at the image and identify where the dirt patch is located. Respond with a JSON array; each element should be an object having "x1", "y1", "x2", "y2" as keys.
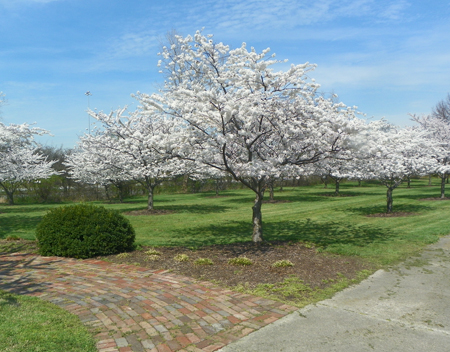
[
  {"x1": 100, "y1": 241, "x2": 373, "y2": 290},
  {"x1": 420, "y1": 197, "x2": 450, "y2": 201},
  {"x1": 1, "y1": 239, "x2": 374, "y2": 303},
  {"x1": 123, "y1": 209, "x2": 175, "y2": 216},
  {"x1": 320, "y1": 194, "x2": 355, "y2": 197},
  {"x1": 262, "y1": 200, "x2": 292, "y2": 204},
  {"x1": 366, "y1": 212, "x2": 417, "y2": 217}
]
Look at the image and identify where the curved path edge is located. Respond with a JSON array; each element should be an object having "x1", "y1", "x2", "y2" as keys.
[
  {"x1": 218, "y1": 236, "x2": 450, "y2": 352},
  {"x1": 0, "y1": 253, "x2": 297, "y2": 352}
]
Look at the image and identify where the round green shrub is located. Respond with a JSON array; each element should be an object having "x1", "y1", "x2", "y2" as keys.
[{"x1": 36, "y1": 204, "x2": 136, "y2": 259}]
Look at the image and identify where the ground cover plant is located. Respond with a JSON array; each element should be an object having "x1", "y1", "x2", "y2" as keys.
[
  {"x1": 0, "y1": 290, "x2": 97, "y2": 352},
  {"x1": 2, "y1": 179, "x2": 450, "y2": 306}
]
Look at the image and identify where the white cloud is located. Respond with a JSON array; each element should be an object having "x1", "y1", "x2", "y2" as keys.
[
  {"x1": 173, "y1": 0, "x2": 410, "y2": 33},
  {"x1": 379, "y1": 0, "x2": 410, "y2": 20},
  {"x1": 109, "y1": 32, "x2": 159, "y2": 58}
]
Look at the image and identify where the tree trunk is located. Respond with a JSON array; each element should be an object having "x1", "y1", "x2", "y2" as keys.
[
  {"x1": 428, "y1": 175, "x2": 432, "y2": 186},
  {"x1": 117, "y1": 183, "x2": 124, "y2": 203},
  {"x1": 0, "y1": 183, "x2": 15, "y2": 205},
  {"x1": 252, "y1": 191, "x2": 264, "y2": 243},
  {"x1": 358, "y1": 180, "x2": 362, "y2": 187},
  {"x1": 269, "y1": 184, "x2": 274, "y2": 201},
  {"x1": 407, "y1": 176, "x2": 411, "y2": 188},
  {"x1": 104, "y1": 184, "x2": 111, "y2": 202},
  {"x1": 441, "y1": 175, "x2": 446, "y2": 199},
  {"x1": 334, "y1": 179, "x2": 340, "y2": 196},
  {"x1": 5, "y1": 190, "x2": 15, "y2": 205},
  {"x1": 147, "y1": 186, "x2": 155, "y2": 210},
  {"x1": 386, "y1": 187, "x2": 394, "y2": 213},
  {"x1": 322, "y1": 176, "x2": 328, "y2": 188},
  {"x1": 215, "y1": 179, "x2": 219, "y2": 197}
]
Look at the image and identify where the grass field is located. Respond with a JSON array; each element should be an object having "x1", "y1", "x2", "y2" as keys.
[
  {"x1": 0, "y1": 290, "x2": 97, "y2": 352},
  {"x1": 2, "y1": 179, "x2": 450, "y2": 266},
  {"x1": 2, "y1": 179, "x2": 450, "y2": 350}
]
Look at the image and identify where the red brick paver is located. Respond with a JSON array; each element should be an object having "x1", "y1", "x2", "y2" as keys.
[{"x1": 0, "y1": 253, "x2": 297, "y2": 351}]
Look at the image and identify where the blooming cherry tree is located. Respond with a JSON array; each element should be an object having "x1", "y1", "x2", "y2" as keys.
[
  {"x1": 354, "y1": 121, "x2": 436, "y2": 213},
  {"x1": 81, "y1": 107, "x2": 185, "y2": 210},
  {"x1": 411, "y1": 114, "x2": 450, "y2": 198},
  {"x1": 139, "y1": 31, "x2": 364, "y2": 242},
  {"x1": 0, "y1": 122, "x2": 56, "y2": 205},
  {"x1": 65, "y1": 136, "x2": 131, "y2": 202}
]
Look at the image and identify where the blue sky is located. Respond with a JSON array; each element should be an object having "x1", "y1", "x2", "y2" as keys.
[{"x1": 1, "y1": 0, "x2": 449, "y2": 148}]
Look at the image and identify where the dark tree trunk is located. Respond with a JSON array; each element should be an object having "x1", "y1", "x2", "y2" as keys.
[
  {"x1": 252, "y1": 191, "x2": 264, "y2": 243},
  {"x1": 334, "y1": 179, "x2": 340, "y2": 196},
  {"x1": 215, "y1": 179, "x2": 219, "y2": 197},
  {"x1": 407, "y1": 176, "x2": 411, "y2": 188},
  {"x1": 269, "y1": 184, "x2": 274, "y2": 201},
  {"x1": 115, "y1": 181, "x2": 125, "y2": 203},
  {"x1": 5, "y1": 190, "x2": 15, "y2": 205},
  {"x1": 104, "y1": 184, "x2": 111, "y2": 202},
  {"x1": 0, "y1": 183, "x2": 15, "y2": 205},
  {"x1": 147, "y1": 185, "x2": 157, "y2": 210},
  {"x1": 441, "y1": 175, "x2": 446, "y2": 199},
  {"x1": 322, "y1": 176, "x2": 328, "y2": 189},
  {"x1": 358, "y1": 180, "x2": 362, "y2": 187},
  {"x1": 386, "y1": 187, "x2": 394, "y2": 213}
]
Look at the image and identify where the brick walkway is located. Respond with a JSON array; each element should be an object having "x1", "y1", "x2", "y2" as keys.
[{"x1": 0, "y1": 253, "x2": 297, "y2": 352}]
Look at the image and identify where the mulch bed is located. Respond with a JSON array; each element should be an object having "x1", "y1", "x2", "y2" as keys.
[
  {"x1": 419, "y1": 197, "x2": 450, "y2": 201},
  {"x1": 366, "y1": 212, "x2": 417, "y2": 217},
  {"x1": 320, "y1": 194, "x2": 356, "y2": 197},
  {"x1": 123, "y1": 209, "x2": 175, "y2": 216},
  {"x1": 262, "y1": 200, "x2": 292, "y2": 204},
  {"x1": 100, "y1": 241, "x2": 372, "y2": 290},
  {"x1": 0, "y1": 239, "x2": 373, "y2": 300}
]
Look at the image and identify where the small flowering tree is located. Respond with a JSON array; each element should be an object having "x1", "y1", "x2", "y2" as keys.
[
  {"x1": 81, "y1": 107, "x2": 185, "y2": 210},
  {"x1": 0, "y1": 122, "x2": 56, "y2": 204},
  {"x1": 139, "y1": 31, "x2": 364, "y2": 242},
  {"x1": 355, "y1": 121, "x2": 436, "y2": 213},
  {"x1": 411, "y1": 114, "x2": 450, "y2": 198},
  {"x1": 65, "y1": 137, "x2": 130, "y2": 202}
]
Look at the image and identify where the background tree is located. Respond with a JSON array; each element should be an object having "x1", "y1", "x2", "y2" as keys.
[
  {"x1": 65, "y1": 139, "x2": 131, "y2": 202},
  {"x1": 411, "y1": 113, "x2": 450, "y2": 198},
  {"x1": 432, "y1": 93, "x2": 450, "y2": 121},
  {"x1": 141, "y1": 31, "x2": 364, "y2": 242},
  {"x1": 354, "y1": 122, "x2": 435, "y2": 213},
  {"x1": 0, "y1": 91, "x2": 6, "y2": 119},
  {"x1": 85, "y1": 107, "x2": 184, "y2": 210},
  {"x1": 0, "y1": 123, "x2": 56, "y2": 205}
]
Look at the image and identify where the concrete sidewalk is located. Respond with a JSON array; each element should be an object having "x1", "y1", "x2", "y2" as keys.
[{"x1": 218, "y1": 236, "x2": 450, "y2": 352}]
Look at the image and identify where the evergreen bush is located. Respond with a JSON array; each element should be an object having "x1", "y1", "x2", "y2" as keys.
[{"x1": 36, "y1": 204, "x2": 135, "y2": 259}]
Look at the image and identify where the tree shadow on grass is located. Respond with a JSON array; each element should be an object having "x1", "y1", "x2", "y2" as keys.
[
  {"x1": 397, "y1": 191, "x2": 444, "y2": 201},
  {"x1": 197, "y1": 191, "x2": 246, "y2": 198},
  {"x1": 0, "y1": 205, "x2": 53, "y2": 214},
  {"x1": 0, "y1": 214, "x2": 42, "y2": 239},
  {"x1": 347, "y1": 203, "x2": 433, "y2": 216},
  {"x1": 121, "y1": 204, "x2": 231, "y2": 215},
  {"x1": 222, "y1": 194, "x2": 328, "y2": 205},
  {"x1": 169, "y1": 218, "x2": 393, "y2": 249}
]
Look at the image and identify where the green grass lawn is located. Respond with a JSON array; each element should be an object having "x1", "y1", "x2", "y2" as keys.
[
  {"x1": 1, "y1": 179, "x2": 450, "y2": 349},
  {"x1": 2, "y1": 179, "x2": 450, "y2": 266},
  {"x1": 0, "y1": 290, "x2": 97, "y2": 352}
]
